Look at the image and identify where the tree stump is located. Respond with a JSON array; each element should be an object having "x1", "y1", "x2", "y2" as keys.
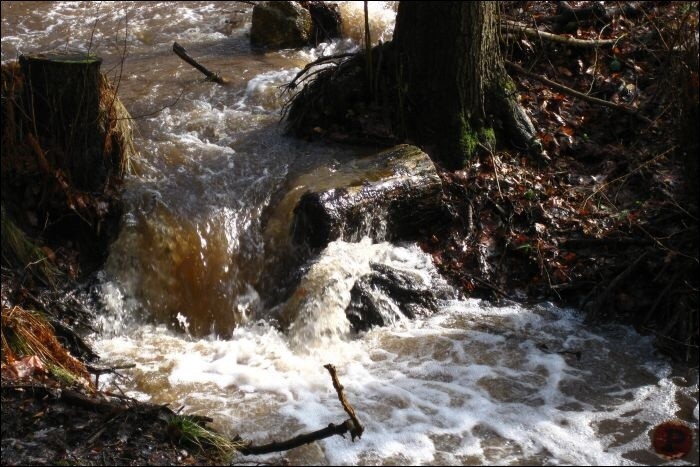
[
  {"x1": 18, "y1": 53, "x2": 116, "y2": 192},
  {"x1": 1, "y1": 52, "x2": 133, "y2": 275}
]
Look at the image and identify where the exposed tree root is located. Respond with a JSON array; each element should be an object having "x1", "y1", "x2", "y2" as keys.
[{"x1": 501, "y1": 20, "x2": 620, "y2": 47}]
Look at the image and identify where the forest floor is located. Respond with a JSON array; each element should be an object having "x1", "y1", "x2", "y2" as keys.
[
  {"x1": 1, "y1": 381, "x2": 223, "y2": 466},
  {"x1": 1, "y1": 1, "x2": 698, "y2": 465}
]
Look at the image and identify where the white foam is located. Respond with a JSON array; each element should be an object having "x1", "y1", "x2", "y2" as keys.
[
  {"x1": 93, "y1": 242, "x2": 699, "y2": 466},
  {"x1": 284, "y1": 238, "x2": 446, "y2": 348},
  {"x1": 236, "y1": 68, "x2": 301, "y2": 111},
  {"x1": 337, "y1": 1, "x2": 398, "y2": 44}
]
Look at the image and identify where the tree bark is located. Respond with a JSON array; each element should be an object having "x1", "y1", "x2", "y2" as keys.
[
  {"x1": 392, "y1": 1, "x2": 537, "y2": 169},
  {"x1": 18, "y1": 54, "x2": 108, "y2": 192}
]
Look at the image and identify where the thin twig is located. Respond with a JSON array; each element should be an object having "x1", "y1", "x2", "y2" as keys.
[
  {"x1": 116, "y1": 87, "x2": 187, "y2": 120},
  {"x1": 505, "y1": 60, "x2": 653, "y2": 124},
  {"x1": 585, "y1": 251, "x2": 649, "y2": 318},
  {"x1": 237, "y1": 364, "x2": 364, "y2": 456},
  {"x1": 105, "y1": 8, "x2": 129, "y2": 122},
  {"x1": 581, "y1": 146, "x2": 676, "y2": 209}
]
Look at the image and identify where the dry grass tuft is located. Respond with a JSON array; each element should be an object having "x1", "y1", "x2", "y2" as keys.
[
  {"x1": 1, "y1": 205, "x2": 62, "y2": 287},
  {"x1": 99, "y1": 73, "x2": 136, "y2": 177},
  {"x1": 1, "y1": 305, "x2": 92, "y2": 388}
]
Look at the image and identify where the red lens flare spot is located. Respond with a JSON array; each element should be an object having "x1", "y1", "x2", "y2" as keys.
[{"x1": 651, "y1": 420, "x2": 693, "y2": 460}]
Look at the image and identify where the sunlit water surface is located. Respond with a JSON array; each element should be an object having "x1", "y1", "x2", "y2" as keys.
[{"x1": 2, "y1": 2, "x2": 697, "y2": 465}]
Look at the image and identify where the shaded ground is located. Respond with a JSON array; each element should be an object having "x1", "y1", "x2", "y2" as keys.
[
  {"x1": 1, "y1": 1, "x2": 698, "y2": 465},
  {"x1": 1, "y1": 383, "x2": 220, "y2": 466}
]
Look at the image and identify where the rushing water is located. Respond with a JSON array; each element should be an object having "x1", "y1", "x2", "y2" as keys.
[{"x1": 2, "y1": 2, "x2": 698, "y2": 465}]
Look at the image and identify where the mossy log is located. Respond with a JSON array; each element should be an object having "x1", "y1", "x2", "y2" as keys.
[
  {"x1": 291, "y1": 144, "x2": 448, "y2": 250},
  {"x1": 257, "y1": 144, "x2": 447, "y2": 309}
]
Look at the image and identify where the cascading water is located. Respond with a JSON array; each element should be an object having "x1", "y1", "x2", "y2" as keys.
[{"x1": 2, "y1": 2, "x2": 697, "y2": 465}]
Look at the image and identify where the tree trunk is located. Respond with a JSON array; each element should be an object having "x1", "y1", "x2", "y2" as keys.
[{"x1": 393, "y1": 1, "x2": 537, "y2": 169}]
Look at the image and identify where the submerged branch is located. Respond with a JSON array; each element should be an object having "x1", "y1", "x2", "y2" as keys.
[
  {"x1": 172, "y1": 42, "x2": 226, "y2": 85},
  {"x1": 238, "y1": 364, "x2": 364, "y2": 455},
  {"x1": 238, "y1": 421, "x2": 355, "y2": 455}
]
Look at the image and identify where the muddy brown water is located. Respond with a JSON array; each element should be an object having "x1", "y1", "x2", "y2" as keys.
[{"x1": 2, "y1": 2, "x2": 697, "y2": 465}]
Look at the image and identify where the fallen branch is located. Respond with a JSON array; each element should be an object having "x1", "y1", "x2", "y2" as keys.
[
  {"x1": 238, "y1": 364, "x2": 364, "y2": 456},
  {"x1": 541, "y1": 1, "x2": 649, "y2": 28},
  {"x1": 505, "y1": 60, "x2": 653, "y2": 124},
  {"x1": 501, "y1": 20, "x2": 620, "y2": 47},
  {"x1": 562, "y1": 237, "x2": 652, "y2": 249},
  {"x1": 536, "y1": 342, "x2": 582, "y2": 361},
  {"x1": 468, "y1": 273, "x2": 516, "y2": 301},
  {"x1": 541, "y1": 1, "x2": 609, "y2": 27},
  {"x1": 60, "y1": 388, "x2": 122, "y2": 413},
  {"x1": 238, "y1": 421, "x2": 356, "y2": 455},
  {"x1": 172, "y1": 42, "x2": 226, "y2": 85},
  {"x1": 642, "y1": 272, "x2": 680, "y2": 325},
  {"x1": 85, "y1": 362, "x2": 136, "y2": 388}
]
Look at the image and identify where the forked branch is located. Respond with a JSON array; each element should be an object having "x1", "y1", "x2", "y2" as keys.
[{"x1": 238, "y1": 363, "x2": 364, "y2": 456}]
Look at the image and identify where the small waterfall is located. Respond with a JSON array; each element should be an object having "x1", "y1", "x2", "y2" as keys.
[{"x1": 276, "y1": 238, "x2": 447, "y2": 348}]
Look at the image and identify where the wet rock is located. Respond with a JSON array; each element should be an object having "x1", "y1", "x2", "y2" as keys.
[
  {"x1": 305, "y1": 1, "x2": 342, "y2": 44},
  {"x1": 250, "y1": 1, "x2": 314, "y2": 49},
  {"x1": 345, "y1": 263, "x2": 440, "y2": 332},
  {"x1": 292, "y1": 144, "x2": 448, "y2": 250}
]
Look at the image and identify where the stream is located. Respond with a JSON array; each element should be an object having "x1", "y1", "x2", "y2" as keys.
[{"x1": 1, "y1": 2, "x2": 697, "y2": 465}]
